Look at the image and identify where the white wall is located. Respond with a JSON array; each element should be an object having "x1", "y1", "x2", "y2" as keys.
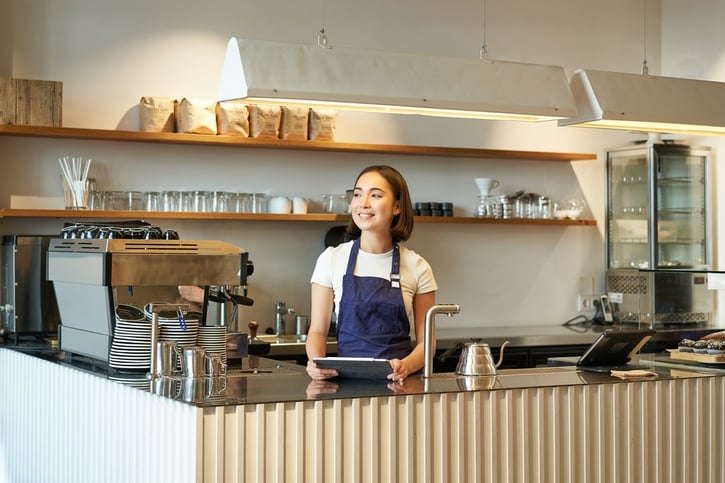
[
  {"x1": 2, "y1": 0, "x2": 723, "y2": 331},
  {"x1": 661, "y1": 0, "x2": 725, "y2": 313},
  {"x1": 0, "y1": 1, "x2": 11, "y2": 77}
]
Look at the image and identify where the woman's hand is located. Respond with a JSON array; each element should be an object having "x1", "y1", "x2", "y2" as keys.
[
  {"x1": 306, "y1": 379, "x2": 339, "y2": 399},
  {"x1": 387, "y1": 358, "x2": 413, "y2": 382},
  {"x1": 306, "y1": 359, "x2": 339, "y2": 380},
  {"x1": 178, "y1": 285, "x2": 205, "y2": 304}
]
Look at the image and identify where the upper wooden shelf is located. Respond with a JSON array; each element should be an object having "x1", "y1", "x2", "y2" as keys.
[
  {"x1": 0, "y1": 209, "x2": 596, "y2": 225},
  {"x1": 0, "y1": 125, "x2": 597, "y2": 161}
]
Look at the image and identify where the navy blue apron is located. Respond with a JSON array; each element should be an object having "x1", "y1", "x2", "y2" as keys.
[{"x1": 336, "y1": 238, "x2": 412, "y2": 359}]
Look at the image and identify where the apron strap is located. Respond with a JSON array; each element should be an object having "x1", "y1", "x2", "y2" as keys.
[
  {"x1": 345, "y1": 238, "x2": 401, "y2": 289},
  {"x1": 345, "y1": 238, "x2": 361, "y2": 275},
  {"x1": 390, "y1": 244, "x2": 401, "y2": 288}
]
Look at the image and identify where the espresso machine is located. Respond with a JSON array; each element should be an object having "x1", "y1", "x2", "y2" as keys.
[{"x1": 47, "y1": 238, "x2": 251, "y2": 362}]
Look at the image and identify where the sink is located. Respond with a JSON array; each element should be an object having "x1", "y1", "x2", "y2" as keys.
[
  {"x1": 255, "y1": 334, "x2": 308, "y2": 345},
  {"x1": 247, "y1": 334, "x2": 337, "y2": 357}
]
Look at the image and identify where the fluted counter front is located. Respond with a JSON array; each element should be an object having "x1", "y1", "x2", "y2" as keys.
[{"x1": 1, "y1": 347, "x2": 724, "y2": 483}]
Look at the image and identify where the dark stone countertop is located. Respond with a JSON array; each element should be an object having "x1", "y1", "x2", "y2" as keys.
[
  {"x1": 434, "y1": 323, "x2": 721, "y2": 349},
  {"x1": 5, "y1": 343, "x2": 724, "y2": 409}
]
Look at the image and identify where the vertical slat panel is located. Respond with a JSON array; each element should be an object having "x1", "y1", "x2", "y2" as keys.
[
  {"x1": 0, "y1": 349, "x2": 199, "y2": 483},
  {"x1": 4, "y1": 347, "x2": 723, "y2": 483},
  {"x1": 205, "y1": 377, "x2": 725, "y2": 483}
]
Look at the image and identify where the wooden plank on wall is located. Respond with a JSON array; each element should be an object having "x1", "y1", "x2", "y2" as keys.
[
  {"x1": 0, "y1": 78, "x2": 63, "y2": 126},
  {"x1": 0, "y1": 77, "x2": 17, "y2": 124}
]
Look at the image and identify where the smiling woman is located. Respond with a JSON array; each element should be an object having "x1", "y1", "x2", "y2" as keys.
[{"x1": 305, "y1": 165, "x2": 438, "y2": 383}]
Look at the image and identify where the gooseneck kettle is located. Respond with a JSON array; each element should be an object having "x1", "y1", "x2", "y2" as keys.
[{"x1": 455, "y1": 340, "x2": 510, "y2": 376}]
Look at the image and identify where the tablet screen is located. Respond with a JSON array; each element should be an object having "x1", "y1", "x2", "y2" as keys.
[{"x1": 313, "y1": 357, "x2": 393, "y2": 380}]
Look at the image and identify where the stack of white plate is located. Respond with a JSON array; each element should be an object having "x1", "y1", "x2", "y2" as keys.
[
  {"x1": 158, "y1": 317, "x2": 199, "y2": 348},
  {"x1": 109, "y1": 318, "x2": 152, "y2": 370},
  {"x1": 108, "y1": 374, "x2": 150, "y2": 389},
  {"x1": 197, "y1": 325, "x2": 227, "y2": 363},
  {"x1": 156, "y1": 313, "x2": 200, "y2": 371}
]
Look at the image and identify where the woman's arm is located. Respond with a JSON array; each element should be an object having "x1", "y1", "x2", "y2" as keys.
[
  {"x1": 305, "y1": 282, "x2": 339, "y2": 379},
  {"x1": 388, "y1": 290, "x2": 436, "y2": 381},
  {"x1": 702, "y1": 330, "x2": 725, "y2": 340}
]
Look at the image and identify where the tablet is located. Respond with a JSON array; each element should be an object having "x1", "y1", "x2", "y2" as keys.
[
  {"x1": 576, "y1": 328, "x2": 655, "y2": 372},
  {"x1": 313, "y1": 357, "x2": 393, "y2": 380}
]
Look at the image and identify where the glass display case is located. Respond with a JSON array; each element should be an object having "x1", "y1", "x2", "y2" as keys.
[
  {"x1": 605, "y1": 142, "x2": 714, "y2": 327},
  {"x1": 606, "y1": 142, "x2": 711, "y2": 270}
]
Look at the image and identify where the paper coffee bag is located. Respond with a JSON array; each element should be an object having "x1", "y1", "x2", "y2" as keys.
[
  {"x1": 249, "y1": 104, "x2": 281, "y2": 139},
  {"x1": 139, "y1": 96, "x2": 176, "y2": 132},
  {"x1": 308, "y1": 108, "x2": 337, "y2": 141},
  {"x1": 279, "y1": 106, "x2": 309, "y2": 140},
  {"x1": 216, "y1": 102, "x2": 250, "y2": 136},
  {"x1": 176, "y1": 98, "x2": 217, "y2": 135}
]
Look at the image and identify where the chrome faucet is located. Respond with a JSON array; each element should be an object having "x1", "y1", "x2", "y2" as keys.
[
  {"x1": 274, "y1": 301, "x2": 295, "y2": 335},
  {"x1": 422, "y1": 304, "x2": 460, "y2": 378}
]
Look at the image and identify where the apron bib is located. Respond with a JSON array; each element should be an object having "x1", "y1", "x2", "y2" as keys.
[{"x1": 336, "y1": 239, "x2": 412, "y2": 359}]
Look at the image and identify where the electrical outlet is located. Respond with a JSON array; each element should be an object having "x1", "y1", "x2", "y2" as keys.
[{"x1": 577, "y1": 295, "x2": 598, "y2": 312}]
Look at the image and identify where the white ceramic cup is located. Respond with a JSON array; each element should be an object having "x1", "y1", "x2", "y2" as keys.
[
  {"x1": 292, "y1": 196, "x2": 308, "y2": 214},
  {"x1": 474, "y1": 178, "x2": 500, "y2": 195},
  {"x1": 268, "y1": 196, "x2": 292, "y2": 214}
]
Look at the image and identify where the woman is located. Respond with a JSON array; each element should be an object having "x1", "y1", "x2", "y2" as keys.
[{"x1": 306, "y1": 165, "x2": 437, "y2": 382}]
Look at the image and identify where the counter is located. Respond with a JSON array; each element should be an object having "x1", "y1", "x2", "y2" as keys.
[
  {"x1": 434, "y1": 323, "x2": 719, "y2": 348},
  {"x1": 263, "y1": 323, "x2": 721, "y2": 365},
  {"x1": 2, "y1": 345, "x2": 724, "y2": 482}
]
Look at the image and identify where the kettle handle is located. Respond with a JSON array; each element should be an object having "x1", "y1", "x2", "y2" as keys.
[{"x1": 495, "y1": 340, "x2": 510, "y2": 368}]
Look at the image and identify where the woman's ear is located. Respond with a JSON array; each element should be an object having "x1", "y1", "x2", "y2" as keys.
[{"x1": 393, "y1": 201, "x2": 401, "y2": 216}]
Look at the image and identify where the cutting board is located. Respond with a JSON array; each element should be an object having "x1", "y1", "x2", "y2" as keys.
[{"x1": 668, "y1": 349, "x2": 725, "y2": 364}]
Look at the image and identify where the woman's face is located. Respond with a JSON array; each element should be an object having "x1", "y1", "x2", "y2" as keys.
[{"x1": 351, "y1": 171, "x2": 400, "y2": 235}]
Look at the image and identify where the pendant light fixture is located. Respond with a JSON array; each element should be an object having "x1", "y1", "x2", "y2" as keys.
[
  {"x1": 216, "y1": 36, "x2": 576, "y2": 122},
  {"x1": 559, "y1": 1, "x2": 725, "y2": 136}
]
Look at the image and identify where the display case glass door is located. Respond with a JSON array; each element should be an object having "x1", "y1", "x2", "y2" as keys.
[
  {"x1": 653, "y1": 145, "x2": 709, "y2": 269},
  {"x1": 607, "y1": 148, "x2": 651, "y2": 269},
  {"x1": 606, "y1": 143, "x2": 710, "y2": 270}
]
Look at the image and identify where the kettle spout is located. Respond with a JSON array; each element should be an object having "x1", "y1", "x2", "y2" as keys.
[{"x1": 495, "y1": 340, "x2": 510, "y2": 369}]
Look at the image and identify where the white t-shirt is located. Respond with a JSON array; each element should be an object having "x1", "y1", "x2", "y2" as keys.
[{"x1": 310, "y1": 240, "x2": 438, "y2": 323}]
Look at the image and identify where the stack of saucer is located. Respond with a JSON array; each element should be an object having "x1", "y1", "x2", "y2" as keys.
[
  {"x1": 197, "y1": 325, "x2": 227, "y2": 364},
  {"x1": 157, "y1": 314, "x2": 200, "y2": 371},
  {"x1": 108, "y1": 374, "x2": 151, "y2": 389},
  {"x1": 158, "y1": 316, "x2": 199, "y2": 349},
  {"x1": 109, "y1": 318, "x2": 152, "y2": 371}
]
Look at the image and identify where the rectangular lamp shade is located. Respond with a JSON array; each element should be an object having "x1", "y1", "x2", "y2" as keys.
[
  {"x1": 216, "y1": 37, "x2": 576, "y2": 122},
  {"x1": 559, "y1": 69, "x2": 725, "y2": 136}
]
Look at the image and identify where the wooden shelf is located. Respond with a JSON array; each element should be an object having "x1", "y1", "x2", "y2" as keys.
[
  {"x1": 0, "y1": 125, "x2": 597, "y2": 161},
  {"x1": 0, "y1": 125, "x2": 597, "y2": 227},
  {"x1": 0, "y1": 209, "x2": 596, "y2": 225}
]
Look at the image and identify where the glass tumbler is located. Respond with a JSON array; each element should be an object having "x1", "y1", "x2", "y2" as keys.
[
  {"x1": 192, "y1": 190, "x2": 210, "y2": 212},
  {"x1": 250, "y1": 193, "x2": 267, "y2": 213},
  {"x1": 124, "y1": 191, "x2": 143, "y2": 210},
  {"x1": 161, "y1": 190, "x2": 180, "y2": 211},
  {"x1": 211, "y1": 191, "x2": 232, "y2": 212},
  {"x1": 180, "y1": 191, "x2": 193, "y2": 212},
  {"x1": 103, "y1": 191, "x2": 125, "y2": 210},
  {"x1": 144, "y1": 191, "x2": 160, "y2": 211},
  {"x1": 236, "y1": 193, "x2": 251, "y2": 213},
  {"x1": 322, "y1": 194, "x2": 338, "y2": 213},
  {"x1": 338, "y1": 194, "x2": 350, "y2": 214}
]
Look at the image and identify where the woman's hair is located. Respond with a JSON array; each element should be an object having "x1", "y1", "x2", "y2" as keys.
[{"x1": 346, "y1": 165, "x2": 415, "y2": 243}]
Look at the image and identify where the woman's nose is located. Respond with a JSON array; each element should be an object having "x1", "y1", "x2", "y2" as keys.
[{"x1": 354, "y1": 195, "x2": 369, "y2": 207}]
